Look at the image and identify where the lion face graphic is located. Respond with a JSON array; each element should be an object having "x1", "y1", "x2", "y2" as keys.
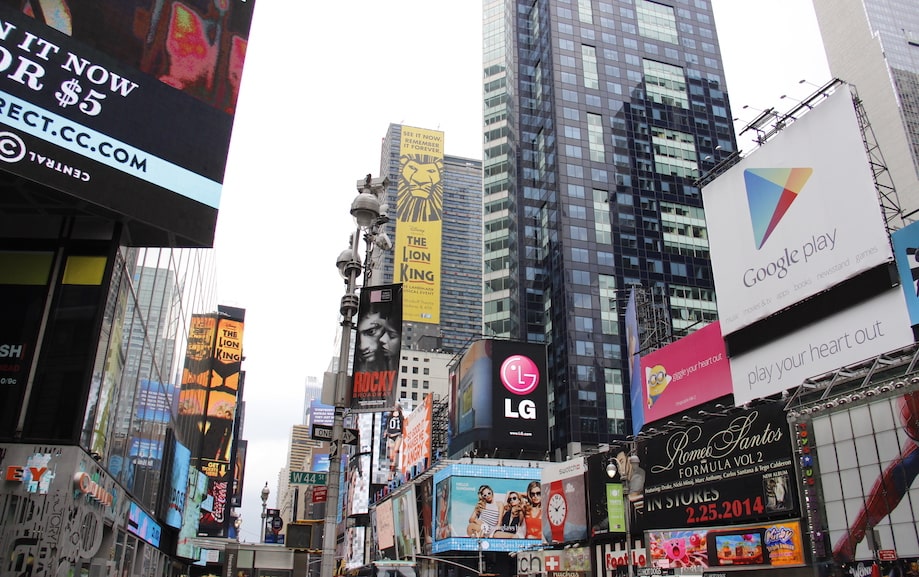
[{"x1": 398, "y1": 154, "x2": 444, "y2": 222}]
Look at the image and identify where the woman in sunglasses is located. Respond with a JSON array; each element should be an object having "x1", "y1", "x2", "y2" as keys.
[
  {"x1": 493, "y1": 491, "x2": 526, "y2": 537},
  {"x1": 467, "y1": 484, "x2": 503, "y2": 537}
]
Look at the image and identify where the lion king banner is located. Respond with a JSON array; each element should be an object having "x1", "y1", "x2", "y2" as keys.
[{"x1": 395, "y1": 126, "x2": 443, "y2": 324}]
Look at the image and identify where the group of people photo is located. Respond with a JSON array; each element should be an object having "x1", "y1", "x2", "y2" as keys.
[{"x1": 465, "y1": 481, "x2": 543, "y2": 540}]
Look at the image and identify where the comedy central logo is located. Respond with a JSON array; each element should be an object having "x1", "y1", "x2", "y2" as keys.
[
  {"x1": 500, "y1": 354, "x2": 539, "y2": 419},
  {"x1": 0, "y1": 131, "x2": 27, "y2": 163},
  {"x1": 745, "y1": 167, "x2": 813, "y2": 249}
]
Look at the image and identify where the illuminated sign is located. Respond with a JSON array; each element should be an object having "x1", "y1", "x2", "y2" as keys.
[{"x1": 73, "y1": 471, "x2": 114, "y2": 506}]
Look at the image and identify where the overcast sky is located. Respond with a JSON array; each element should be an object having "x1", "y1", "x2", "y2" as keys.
[{"x1": 213, "y1": 0, "x2": 831, "y2": 542}]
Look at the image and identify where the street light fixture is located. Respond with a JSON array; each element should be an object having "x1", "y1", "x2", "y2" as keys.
[
  {"x1": 320, "y1": 174, "x2": 390, "y2": 577},
  {"x1": 606, "y1": 453, "x2": 644, "y2": 577},
  {"x1": 260, "y1": 482, "x2": 270, "y2": 543}
]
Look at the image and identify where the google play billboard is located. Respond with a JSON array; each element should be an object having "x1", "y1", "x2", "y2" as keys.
[{"x1": 701, "y1": 87, "x2": 893, "y2": 336}]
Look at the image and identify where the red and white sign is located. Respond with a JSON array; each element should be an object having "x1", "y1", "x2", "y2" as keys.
[
  {"x1": 878, "y1": 550, "x2": 897, "y2": 561},
  {"x1": 312, "y1": 486, "x2": 328, "y2": 503}
]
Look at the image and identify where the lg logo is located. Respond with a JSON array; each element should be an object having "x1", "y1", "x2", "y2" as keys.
[{"x1": 500, "y1": 354, "x2": 539, "y2": 419}]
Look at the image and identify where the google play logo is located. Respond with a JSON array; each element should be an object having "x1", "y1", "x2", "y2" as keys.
[{"x1": 744, "y1": 168, "x2": 813, "y2": 249}]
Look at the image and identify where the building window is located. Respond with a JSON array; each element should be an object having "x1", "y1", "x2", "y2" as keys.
[
  {"x1": 582, "y1": 45, "x2": 599, "y2": 89},
  {"x1": 651, "y1": 127, "x2": 698, "y2": 178},
  {"x1": 587, "y1": 113, "x2": 605, "y2": 162},
  {"x1": 643, "y1": 59, "x2": 688, "y2": 108},
  {"x1": 637, "y1": 0, "x2": 678, "y2": 44}
]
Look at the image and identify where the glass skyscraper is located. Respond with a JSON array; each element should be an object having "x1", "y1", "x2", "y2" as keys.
[
  {"x1": 813, "y1": 0, "x2": 919, "y2": 220},
  {"x1": 482, "y1": 0, "x2": 736, "y2": 455}
]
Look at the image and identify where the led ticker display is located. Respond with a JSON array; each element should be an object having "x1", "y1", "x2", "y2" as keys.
[{"x1": 647, "y1": 521, "x2": 806, "y2": 569}]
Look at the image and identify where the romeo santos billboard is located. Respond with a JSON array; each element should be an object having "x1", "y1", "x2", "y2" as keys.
[
  {"x1": 450, "y1": 339, "x2": 550, "y2": 454},
  {"x1": 638, "y1": 401, "x2": 798, "y2": 532},
  {"x1": 395, "y1": 126, "x2": 443, "y2": 324},
  {"x1": 0, "y1": 1, "x2": 255, "y2": 247}
]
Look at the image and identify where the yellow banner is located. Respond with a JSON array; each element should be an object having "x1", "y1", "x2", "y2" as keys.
[{"x1": 395, "y1": 126, "x2": 443, "y2": 324}]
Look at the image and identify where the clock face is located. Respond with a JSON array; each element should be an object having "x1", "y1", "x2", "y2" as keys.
[{"x1": 548, "y1": 492, "x2": 567, "y2": 526}]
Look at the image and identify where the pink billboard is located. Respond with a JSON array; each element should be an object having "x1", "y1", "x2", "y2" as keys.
[{"x1": 639, "y1": 321, "x2": 732, "y2": 424}]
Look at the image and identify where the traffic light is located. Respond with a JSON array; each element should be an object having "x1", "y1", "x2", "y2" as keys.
[{"x1": 287, "y1": 520, "x2": 322, "y2": 550}]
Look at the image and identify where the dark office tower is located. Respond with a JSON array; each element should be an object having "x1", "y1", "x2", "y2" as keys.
[
  {"x1": 482, "y1": 0, "x2": 736, "y2": 456},
  {"x1": 812, "y1": 0, "x2": 919, "y2": 217},
  {"x1": 378, "y1": 124, "x2": 484, "y2": 355}
]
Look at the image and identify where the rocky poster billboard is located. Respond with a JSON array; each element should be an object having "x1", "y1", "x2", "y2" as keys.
[{"x1": 351, "y1": 284, "x2": 403, "y2": 412}]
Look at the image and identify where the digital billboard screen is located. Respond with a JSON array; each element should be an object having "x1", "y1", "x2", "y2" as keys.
[
  {"x1": 638, "y1": 321, "x2": 731, "y2": 425},
  {"x1": 647, "y1": 521, "x2": 806, "y2": 569},
  {"x1": 450, "y1": 339, "x2": 549, "y2": 454},
  {"x1": 0, "y1": 1, "x2": 255, "y2": 247}
]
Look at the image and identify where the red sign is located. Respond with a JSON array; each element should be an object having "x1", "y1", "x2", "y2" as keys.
[
  {"x1": 312, "y1": 486, "x2": 328, "y2": 503},
  {"x1": 878, "y1": 550, "x2": 897, "y2": 561}
]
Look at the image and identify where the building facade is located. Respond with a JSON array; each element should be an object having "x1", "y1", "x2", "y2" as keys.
[
  {"x1": 813, "y1": 0, "x2": 919, "y2": 218},
  {"x1": 481, "y1": 0, "x2": 736, "y2": 455},
  {"x1": 0, "y1": 1, "x2": 256, "y2": 576}
]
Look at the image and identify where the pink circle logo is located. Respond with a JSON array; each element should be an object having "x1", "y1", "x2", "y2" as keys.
[{"x1": 500, "y1": 355, "x2": 540, "y2": 395}]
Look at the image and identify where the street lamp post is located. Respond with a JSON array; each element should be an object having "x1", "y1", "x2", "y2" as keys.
[
  {"x1": 607, "y1": 453, "x2": 644, "y2": 577},
  {"x1": 260, "y1": 482, "x2": 270, "y2": 543},
  {"x1": 320, "y1": 175, "x2": 389, "y2": 577}
]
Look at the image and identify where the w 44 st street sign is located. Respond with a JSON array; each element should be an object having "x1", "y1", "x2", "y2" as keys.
[{"x1": 289, "y1": 471, "x2": 327, "y2": 485}]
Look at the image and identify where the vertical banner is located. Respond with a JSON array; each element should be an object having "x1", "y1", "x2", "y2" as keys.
[
  {"x1": 177, "y1": 314, "x2": 217, "y2": 450},
  {"x1": 395, "y1": 126, "x2": 443, "y2": 324},
  {"x1": 626, "y1": 288, "x2": 644, "y2": 436},
  {"x1": 400, "y1": 394, "x2": 433, "y2": 477},
  {"x1": 352, "y1": 284, "x2": 403, "y2": 411},
  {"x1": 175, "y1": 310, "x2": 245, "y2": 537},
  {"x1": 891, "y1": 220, "x2": 919, "y2": 326}
]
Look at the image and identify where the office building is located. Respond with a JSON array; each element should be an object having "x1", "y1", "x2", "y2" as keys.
[
  {"x1": 813, "y1": 0, "x2": 919, "y2": 217},
  {"x1": 0, "y1": 2, "x2": 255, "y2": 575},
  {"x1": 481, "y1": 0, "x2": 736, "y2": 455}
]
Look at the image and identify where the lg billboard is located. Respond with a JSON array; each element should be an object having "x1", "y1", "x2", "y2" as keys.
[
  {"x1": 702, "y1": 88, "x2": 893, "y2": 336},
  {"x1": 450, "y1": 339, "x2": 550, "y2": 454}
]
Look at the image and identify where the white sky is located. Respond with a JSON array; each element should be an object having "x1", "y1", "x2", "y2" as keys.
[{"x1": 213, "y1": 0, "x2": 830, "y2": 542}]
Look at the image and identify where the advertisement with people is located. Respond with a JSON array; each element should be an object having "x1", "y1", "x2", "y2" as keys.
[
  {"x1": 433, "y1": 467, "x2": 543, "y2": 547},
  {"x1": 638, "y1": 401, "x2": 798, "y2": 531},
  {"x1": 352, "y1": 284, "x2": 403, "y2": 412}
]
